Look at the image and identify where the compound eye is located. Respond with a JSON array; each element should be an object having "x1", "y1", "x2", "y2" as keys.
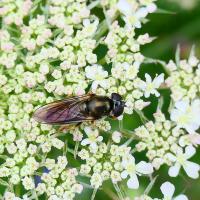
[
  {"x1": 111, "y1": 93, "x2": 122, "y2": 101},
  {"x1": 112, "y1": 102, "x2": 124, "y2": 117}
]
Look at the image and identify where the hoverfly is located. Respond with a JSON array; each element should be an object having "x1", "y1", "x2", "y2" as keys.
[{"x1": 33, "y1": 93, "x2": 125, "y2": 125}]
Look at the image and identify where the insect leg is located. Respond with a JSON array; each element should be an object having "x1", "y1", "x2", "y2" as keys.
[
  {"x1": 118, "y1": 120, "x2": 136, "y2": 139},
  {"x1": 59, "y1": 124, "x2": 77, "y2": 132},
  {"x1": 119, "y1": 119, "x2": 123, "y2": 131},
  {"x1": 75, "y1": 122, "x2": 82, "y2": 127}
]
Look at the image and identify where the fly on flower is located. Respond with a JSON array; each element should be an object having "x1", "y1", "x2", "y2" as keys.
[{"x1": 33, "y1": 93, "x2": 125, "y2": 125}]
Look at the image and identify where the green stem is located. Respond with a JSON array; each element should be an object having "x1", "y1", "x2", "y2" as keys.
[
  {"x1": 130, "y1": 148, "x2": 136, "y2": 154},
  {"x1": 74, "y1": 141, "x2": 79, "y2": 159},
  {"x1": 124, "y1": 136, "x2": 136, "y2": 146},
  {"x1": 63, "y1": 140, "x2": 68, "y2": 156},
  {"x1": 120, "y1": 129, "x2": 139, "y2": 140},
  {"x1": 88, "y1": 0, "x2": 100, "y2": 9},
  {"x1": 79, "y1": 181, "x2": 94, "y2": 189},
  {"x1": 67, "y1": 147, "x2": 75, "y2": 155},
  {"x1": 103, "y1": 187, "x2": 120, "y2": 200},
  {"x1": 0, "y1": 155, "x2": 8, "y2": 160},
  {"x1": 15, "y1": 183, "x2": 21, "y2": 197},
  {"x1": 31, "y1": 190, "x2": 39, "y2": 200},
  {"x1": 113, "y1": 183, "x2": 124, "y2": 200},
  {"x1": 102, "y1": 6, "x2": 112, "y2": 29},
  {"x1": 94, "y1": 20, "x2": 108, "y2": 41},
  {"x1": 98, "y1": 57, "x2": 107, "y2": 65},
  {"x1": 0, "y1": 178, "x2": 9, "y2": 187},
  {"x1": 144, "y1": 175, "x2": 158, "y2": 195},
  {"x1": 91, "y1": 188, "x2": 98, "y2": 200},
  {"x1": 135, "y1": 110, "x2": 148, "y2": 124}
]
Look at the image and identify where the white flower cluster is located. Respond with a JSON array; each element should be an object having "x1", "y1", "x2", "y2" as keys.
[
  {"x1": 165, "y1": 47, "x2": 200, "y2": 136},
  {"x1": 79, "y1": 129, "x2": 153, "y2": 189},
  {"x1": 38, "y1": 157, "x2": 83, "y2": 200},
  {"x1": 166, "y1": 49, "x2": 200, "y2": 102},
  {"x1": 0, "y1": 0, "x2": 32, "y2": 26},
  {"x1": 1, "y1": 0, "x2": 197, "y2": 199},
  {"x1": 135, "y1": 110, "x2": 200, "y2": 177},
  {"x1": 135, "y1": 110, "x2": 184, "y2": 169},
  {"x1": 117, "y1": 0, "x2": 157, "y2": 29}
]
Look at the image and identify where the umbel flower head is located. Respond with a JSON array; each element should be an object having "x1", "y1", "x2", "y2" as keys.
[{"x1": 165, "y1": 47, "x2": 200, "y2": 102}]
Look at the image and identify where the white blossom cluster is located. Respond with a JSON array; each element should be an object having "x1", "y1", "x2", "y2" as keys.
[
  {"x1": 78, "y1": 127, "x2": 153, "y2": 189},
  {"x1": 135, "y1": 110, "x2": 200, "y2": 178},
  {"x1": 166, "y1": 48, "x2": 200, "y2": 102},
  {"x1": 135, "y1": 110, "x2": 185, "y2": 169},
  {"x1": 165, "y1": 48, "x2": 200, "y2": 133},
  {"x1": 0, "y1": 0, "x2": 198, "y2": 199}
]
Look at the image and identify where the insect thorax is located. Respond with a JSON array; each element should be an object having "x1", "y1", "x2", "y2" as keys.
[{"x1": 86, "y1": 96, "x2": 112, "y2": 118}]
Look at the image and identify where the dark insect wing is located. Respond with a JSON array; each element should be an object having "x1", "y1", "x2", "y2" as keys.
[{"x1": 33, "y1": 94, "x2": 95, "y2": 124}]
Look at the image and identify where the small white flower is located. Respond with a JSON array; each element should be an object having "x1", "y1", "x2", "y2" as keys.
[
  {"x1": 117, "y1": 0, "x2": 148, "y2": 29},
  {"x1": 112, "y1": 131, "x2": 122, "y2": 143},
  {"x1": 72, "y1": 184, "x2": 83, "y2": 194},
  {"x1": 170, "y1": 99, "x2": 200, "y2": 134},
  {"x1": 160, "y1": 181, "x2": 188, "y2": 200},
  {"x1": 22, "y1": 176, "x2": 35, "y2": 190},
  {"x1": 117, "y1": 0, "x2": 137, "y2": 16},
  {"x1": 39, "y1": 62, "x2": 49, "y2": 74},
  {"x1": 139, "y1": 73, "x2": 164, "y2": 98},
  {"x1": 111, "y1": 170, "x2": 122, "y2": 183},
  {"x1": 167, "y1": 145, "x2": 200, "y2": 179},
  {"x1": 90, "y1": 173, "x2": 103, "y2": 189},
  {"x1": 166, "y1": 60, "x2": 177, "y2": 72},
  {"x1": 121, "y1": 155, "x2": 153, "y2": 189},
  {"x1": 85, "y1": 65, "x2": 108, "y2": 92},
  {"x1": 51, "y1": 138, "x2": 64, "y2": 149},
  {"x1": 4, "y1": 192, "x2": 16, "y2": 200},
  {"x1": 81, "y1": 127, "x2": 103, "y2": 151}
]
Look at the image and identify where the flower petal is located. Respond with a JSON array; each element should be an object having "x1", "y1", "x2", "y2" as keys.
[
  {"x1": 160, "y1": 181, "x2": 175, "y2": 198},
  {"x1": 153, "y1": 73, "x2": 164, "y2": 87},
  {"x1": 136, "y1": 8, "x2": 148, "y2": 18},
  {"x1": 184, "y1": 145, "x2": 196, "y2": 159},
  {"x1": 147, "y1": 3, "x2": 157, "y2": 13},
  {"x1": 84, "y1": 126, "x2": 91, "y2": 135},
  {"x1": 91, "y1": 81, "x2": 99, "y2": 91},
  {"x1": 174, "y1": 194, "x2": 188, "y2": 200},
  {"x1": 145, "y1": 73, "x2": 152, "y2": 83},
  {"x1": 97, "y1": 136, "x2": 103, "y2": 142},
  {"x1": 90, "y1": 142, "x2": 98, "y2": 150},
  {"x1": 136, "y1": 161, "x2": 153, "y2": 175},
  {"x1": 81, "y1": 139, "x2": 90, "y2": 146},
  {"x1": 175, "y1": 100, "x2": 189, "y2": 112},
  {"x1": 166, "y1": 153, "x2": 177, "y2": 162},
  {"x1": 168, "y1": 163, "x2": 181, "y2": 177},
  {"x1": 188, "y1": 133, "x2": 200, "y2": 145},
  {"x1": 127, "y1": 174, "x2": 139, "y2": 189},
  {"x1": 121, "y1": 170, "x2": 128, "y2": 179},
  {"x1": 183, "y1": 161, "x2": 200, "y2": 179},
  {"x1": 117, "y1": 0, "x2": 132, "y2": 15},
  {"x1": 185, "y1": 122, "x2": 199, "y2": 134}
]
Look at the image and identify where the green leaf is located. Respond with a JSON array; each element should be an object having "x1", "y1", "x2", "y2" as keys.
[{"x1": 155, "y1": 8, "x2": 176, "y2": 15}]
